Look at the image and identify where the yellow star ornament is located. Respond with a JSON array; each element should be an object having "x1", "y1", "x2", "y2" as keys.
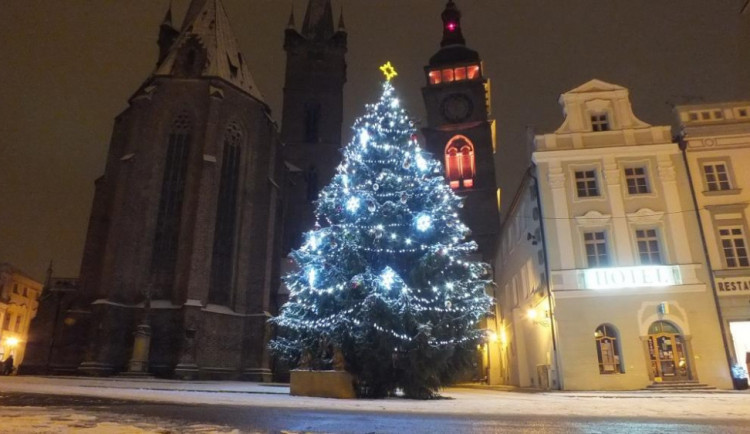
[{"x1": 380, "y1": 62, "x2": 398, "y2": 81}]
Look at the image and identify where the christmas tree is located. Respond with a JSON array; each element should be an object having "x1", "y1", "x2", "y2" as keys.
[{"x1": 271, "y1": 64, "x2": 492, "y2": 399}]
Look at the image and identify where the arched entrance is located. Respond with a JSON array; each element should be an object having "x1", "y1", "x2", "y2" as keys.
[{"x1": 646, "y1": 320, "x2": 691, "y2": 381}]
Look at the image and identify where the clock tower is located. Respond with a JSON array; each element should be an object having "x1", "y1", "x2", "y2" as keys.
[{"x1": 421, "y1": 0, "x2": 499, "y2": 260}]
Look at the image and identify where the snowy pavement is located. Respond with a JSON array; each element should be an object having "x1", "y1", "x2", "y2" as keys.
[{"x1": 0, "y1": 376, "x2": 748, "y2": 422}]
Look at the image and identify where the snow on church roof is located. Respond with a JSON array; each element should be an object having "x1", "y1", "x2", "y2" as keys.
[{"x1": 153, "y1": 0, "x2": 265, "y2": 103}]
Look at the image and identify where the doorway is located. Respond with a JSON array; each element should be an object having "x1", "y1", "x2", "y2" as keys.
[
  {"x1": 729, "y1": 321, "x2": 750, "y2": 376},
  {"x1": 646, "y1": 321, "x2": 690, "y2": 381}
]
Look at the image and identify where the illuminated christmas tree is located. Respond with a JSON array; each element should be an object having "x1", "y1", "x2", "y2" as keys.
[{"x1": 270, "y1": 64, "x2": 492, "y2": 399}]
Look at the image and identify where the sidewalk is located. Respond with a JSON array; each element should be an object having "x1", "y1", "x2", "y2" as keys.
[{"x1": 0, "y1": 376, "x2": 749, "y2": 421}]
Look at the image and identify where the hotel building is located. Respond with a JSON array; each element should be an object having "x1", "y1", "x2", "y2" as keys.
[{"x1": 490, "y1": 80, "x2": 733, "y2": 390}]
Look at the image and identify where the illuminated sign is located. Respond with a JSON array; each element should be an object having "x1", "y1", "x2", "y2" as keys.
[
  {"x1": 582, "y1": 266, "x2": 682, "y2": 290},
  {"x1": 716, "y1": 277, "x2": 750, "y2": 295}
]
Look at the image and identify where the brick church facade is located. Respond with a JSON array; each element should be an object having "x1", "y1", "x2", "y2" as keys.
[{"x1": 23, "y1": 0, "x2": 498, "y2": 380}]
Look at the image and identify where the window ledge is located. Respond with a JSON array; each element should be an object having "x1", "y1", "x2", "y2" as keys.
[{"x1": 703, "y1": 188, "x2": 741, "y2": 196}]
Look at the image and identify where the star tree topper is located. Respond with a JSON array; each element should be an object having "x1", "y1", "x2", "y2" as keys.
[{"x1": 380, "y1": 61, "x2": 398, "y2": 81}]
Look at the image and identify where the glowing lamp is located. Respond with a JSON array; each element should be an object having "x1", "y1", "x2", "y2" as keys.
[
  {"x1": 416, "y1": 214, "x2": 432, "y2": 232},
  {"x1": 487, "y1": 331, "x2": 498, "y2": 343},
  {"x1": 447, "y1": 22, "x2": 457, "y2": 32},
  {"x1": 526, "y1": 309, "x2": 538, "y2": 320},
  {"x1": 5, "y1": 337, "x2": 19, "y2": 347},
  {"x1": 346, "y1": 197, "x2": 360, "y2": 213}
]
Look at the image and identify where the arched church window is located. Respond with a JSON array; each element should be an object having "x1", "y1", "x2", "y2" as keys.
[
  {"x1": 151, "y1": 112, "x2": 193, "y2": 296},
  {"x1": 595, "y1": 324, "x2": 624, "y2": 374},
  {"x1": 305, "y1": 101, "x2": 321, "y2": 143},
  {"x1": 210, "y1": 122, "x2": 244, "y2": 306},
  {"x1": 444, "y1": 136, "x2": 475, "y2": 189}
]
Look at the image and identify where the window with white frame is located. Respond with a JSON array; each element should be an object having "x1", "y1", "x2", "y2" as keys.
[
  {"x1": 584, "y1": 231, "x2": 609, "y2": 267},
  {"x1": 719, "y1": 227, "x2": 750, "y2": 268},
  {"x1": 703, "y1": 163, "x2": 732, "y2": 192},
  {"x1": 624, "y1": 167, "x2": 649, "y2": 194},
  {"x1": 575, "y1": 170, "x2": 599, "y2": 198},
  {"x1": 591, "y1": 114, "x2": 610, "y2": 131},
  {"x1": 636, "y1": 229, "x2": 662, "y2": 264}
]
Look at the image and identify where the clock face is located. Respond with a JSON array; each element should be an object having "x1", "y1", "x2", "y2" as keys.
[{"x1": 440, "y1": 94, "x2": 473, "y2": 123}]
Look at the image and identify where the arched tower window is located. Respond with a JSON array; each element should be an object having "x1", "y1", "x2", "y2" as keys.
[
  {"x1": 445, "y1": 135, "x2": 475, "y2": 189},
  {"x1": 151, "y1": 112, "x2": 192, "y2": 296},
  {"x1": 595, "y1": 324, "x2": 624, "y2": 374},
  {"x1": 209, "y1": 122, "x2": 243, "y2": 306}
]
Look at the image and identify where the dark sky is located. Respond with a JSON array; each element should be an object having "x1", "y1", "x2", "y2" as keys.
[{"x1": 1, "y1": 0, "x2": 748, "y2": 280}]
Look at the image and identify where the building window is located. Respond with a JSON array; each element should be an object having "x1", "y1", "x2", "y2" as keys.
[
  {"x1": 304, "y1": 101, "x2": 321, "y2": 143},
  {"x1": 738, "y1": 108, "x2": 748, "y2": 117},
  {"x1": 14, "y1": 316, "x2": 21, "y2": 332},
  {"x1": 574, "y1": 170, "x2": 599, "y2": 198},
  {"x1": 441, "y1": 68, "x2": 454, "y2": 83},
  {"x1": 3, "y1": 315, "x2": 10, "y2": 331},
  {"x1": 429, "y1": 70, "x2": 442, "y2": 85},
  {"x1": 151, "y1": 112, "x2": 192, "y2": 296},
  {"x1": 209, "y1": 123, "x2": 243, "y2": 306},
  {"x1": 702, "y1": 163, "x2": 732, "y2": 191},
  {"x1": 636, "y1": 229, "x2": 662, "y2": 264},
  {"x1": 701, "y1": 111, "x2": 711, "y2": 120},
  {"x1": 12, "y1": 284, "x2": 18, "y2": 294},
  {"x1": 466, "y1": 65, "x2": 480, "y2": 80},
  {"x1": 591, "y1": 114, "x2": 610, "y2": 131},
  {"x1": 584, "y1": 231, "x2": 609, "y2": 267},
  {"x1": 624, "y1": 167, "x2": 649, "y2": 194},
  {"x1": 595, "y1": 324, "x2": 623, "y2": 374},
  {"x1": 445, "y1": 136, "x2": 475, "y2": 189},
  {"x1": 689, "y1": 112, "x2": 699, "y2": 121},
  {"x1": 22, "y1": 288, "x2": 27, "y2": 297},
  {"x1": 719, "y1": 227, "x2": 750, "y2": 268}
]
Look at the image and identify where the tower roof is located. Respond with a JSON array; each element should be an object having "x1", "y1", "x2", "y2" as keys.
[
  {"x1": 301, "y1": 0, "x2": 334, "y2": 40},
  {"x1": 153, "y1": 0, "x2": 264, "y2": 102},
  {"x1": 428, "y1": 0, "x2": 479, "y2": 67}
]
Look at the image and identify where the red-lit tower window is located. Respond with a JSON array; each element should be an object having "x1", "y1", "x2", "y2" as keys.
[{"x1": 445, "y1": 135, "x2": 475, "y2": 189}]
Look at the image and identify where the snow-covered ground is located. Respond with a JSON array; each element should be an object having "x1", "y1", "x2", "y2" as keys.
[
  {"x1": 0, "y1": 376, "x2": 748, "y2": 421},
  {"x1": 0, "y1": 406, "x2": 242, "y2": 433}
]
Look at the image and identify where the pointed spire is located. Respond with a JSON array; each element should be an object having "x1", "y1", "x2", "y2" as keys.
[
  {"x1": 337, "y1": 5, "x2": 346, "y2": 32},
  {"x1": 302, "y1": 0, "x2": 334, "y2": 40},
  {"x1": 154, "y1": 0, "x2": 265, "y2": 102},
  {"x1": 287, "y1": 3, "x2": 296, "y2": 29},
  {"x1": 440, "y1": 0, "x2": 466, "y2": 47},
  {"x1": 161, "y1": 0, "x2": 173, "y2": 27}
]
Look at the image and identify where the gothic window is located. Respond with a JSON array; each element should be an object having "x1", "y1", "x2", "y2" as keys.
[
  {"x1": 209, "y1": 122, "x2": 243, "y2": 306},
  {"x1": 445, "y1": 136, "x2": 475, "y2": 189},
  {"x1": 151, "y1": 112, "x2": 192, "y2": 295},
  {"x1": 305, "y1": 102, "x2": 321, "y2": 143},
  {"x1": 595, "y1": 324, "x2": 623, "y2": 374}
]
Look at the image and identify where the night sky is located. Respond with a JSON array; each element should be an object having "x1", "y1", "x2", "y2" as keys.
[{"x1": 1, "y1": 0, "x2": 748, "y2": 280}]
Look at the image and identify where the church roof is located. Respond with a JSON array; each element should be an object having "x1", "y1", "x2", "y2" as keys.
[
  {"x1": 301, "y1": 0, "x2": 334, "y2": 40},
  {"x1": 153, "y1": 0, "x2": 264, "y2": 102}
]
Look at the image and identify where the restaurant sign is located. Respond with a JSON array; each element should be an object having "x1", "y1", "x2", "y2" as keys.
[{"x1": 715, "y1": 277, "x2": 750, "y2": 295}]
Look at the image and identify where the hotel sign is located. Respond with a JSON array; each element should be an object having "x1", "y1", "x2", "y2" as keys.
[
  {"x1": 715, "y1": 277, "x2": 750, "y2": 295},
  {"x1": 582, "y1": 266, "x2": 682, "y2": 290}
]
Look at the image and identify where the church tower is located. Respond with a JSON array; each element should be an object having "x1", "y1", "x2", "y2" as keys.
[
  {"x1": 421, "y1": 0, "x2": 499, "y2": 260},
  {"x1": 281, "y1": 0, "x2": 347, "y2": 252},
  {"x1": 23, "y1": 0, "x2": 284, "y2": 381}
]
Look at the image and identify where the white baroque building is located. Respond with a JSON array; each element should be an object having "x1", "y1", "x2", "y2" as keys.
[
  {"x1": 677, "y1": 101, "x2": 750, "y2": 381},
  {"x1": 491, "y1": 80, "x2": 732, "y2": 390}
]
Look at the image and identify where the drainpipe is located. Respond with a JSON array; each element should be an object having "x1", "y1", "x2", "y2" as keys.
[
  {"x1": 529, "y1": 166, "x2": 562, "y2": 390},
  {"x1": 678, "y1": 135, "x2": 734, "y2": 383}
]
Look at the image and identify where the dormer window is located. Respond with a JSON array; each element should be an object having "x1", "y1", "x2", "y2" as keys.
[
  {"x1": 591, "y1": 114, "x2": 610, "y2": 132},
  {"x1": 445, "y1": 135, "x2": 475, "y2": 189}
]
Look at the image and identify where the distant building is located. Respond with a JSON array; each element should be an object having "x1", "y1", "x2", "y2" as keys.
[
  {"x1": 676, "y1": 101, "x2": 750, "y2": 379},
  {"x1": 490, "y1": 80, "x2": 733, "y2": 390},
  {"x1": 0, "y1": 263, "x2": 42, "y2": 367}
]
